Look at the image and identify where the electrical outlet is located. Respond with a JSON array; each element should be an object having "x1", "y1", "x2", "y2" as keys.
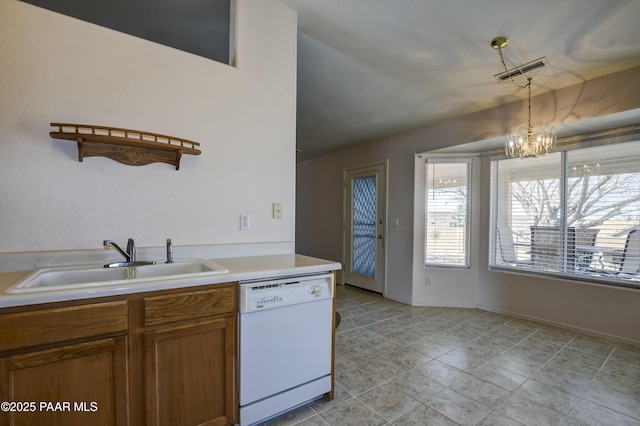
[
  {"x1": 240, "y1": 214, "x2": 250, "y2": 230},
  {"x1": 426, "y1": 276, "x2": 432, "y2": 286},
  {"x1": 272, "y1": 202, "x2": 283, "y2": 219}
]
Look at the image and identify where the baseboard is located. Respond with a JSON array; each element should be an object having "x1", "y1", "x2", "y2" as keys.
[
  {"x1": 383, "y1": 293, "x2": 413, "y2": 305},
  {"x1": 411, "y1": 299, "x2": 477, "y2": 308},
  {"x1": 477, "y1": 304, "x2": 640, "y2": 346}
]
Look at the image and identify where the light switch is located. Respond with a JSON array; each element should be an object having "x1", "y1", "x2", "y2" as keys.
[{"x1": 272, "y1": 202, "x2": 283, "y2": 219}]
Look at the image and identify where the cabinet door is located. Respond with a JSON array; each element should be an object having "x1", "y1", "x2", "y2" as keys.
[
  {"x1": 0, "y1": 337, "x2": 128, "y2": 426},
  {"x1": 144, "y1": 316, "x2": 236, "y2": 426}
]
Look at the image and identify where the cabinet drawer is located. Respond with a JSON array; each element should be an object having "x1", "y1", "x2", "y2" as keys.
[
  {"x1": 144, "y1": 285, "x2": 236, "y2": 327},
  {"x1": 0, "y1": 300, "x2": 128, "y2": 352}
]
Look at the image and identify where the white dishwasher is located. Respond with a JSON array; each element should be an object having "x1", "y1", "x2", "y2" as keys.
[{"x1": 238, "y1": 273, "x2": 334, "y2": 426}]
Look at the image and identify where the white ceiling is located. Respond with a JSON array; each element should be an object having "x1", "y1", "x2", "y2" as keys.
[
  {"x1": 24, "y1": 0, "x2": 640, "y2": 160},
  {"x1": 281, "y1": 0, "x2": 640, "y2": 161}
]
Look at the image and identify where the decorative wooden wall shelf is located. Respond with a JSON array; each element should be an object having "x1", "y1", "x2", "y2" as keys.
[{"x1": 50, "y1": 123, "x2": 201, "y2": 170}]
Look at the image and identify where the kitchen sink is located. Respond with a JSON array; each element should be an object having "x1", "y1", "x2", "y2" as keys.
[
  {"x1": 134, "y1": 260, "x2": 225, "y2": 278},
  {"x1": 6, "y1": 259, "x2": 229, "y2": 294}
]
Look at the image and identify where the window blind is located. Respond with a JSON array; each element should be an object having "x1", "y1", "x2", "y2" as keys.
[
  {"x1": 425, "y1": 160, "x2": 470, "y2": 267},
  {"x1": 490, "y1": 140, "x2": 640, "y2": 287}
]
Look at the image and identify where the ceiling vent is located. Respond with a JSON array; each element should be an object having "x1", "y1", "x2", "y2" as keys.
[{"x1": 494, "y1": 57, "x2": 549, "y2": 81}]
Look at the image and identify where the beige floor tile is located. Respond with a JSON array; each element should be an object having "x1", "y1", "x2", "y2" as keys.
[
  {"x1": 533, "y1": 357, "x2": 599, "y2": 395},
  {"x1": 349, "y1": 313, "x2": 381, "y2": 327},
  {"x1": 369, "y1": 335, "x2": 407, "y2": 355},
  {"x1": 311, "y1": 285, "x2": 640, "y2": 426},
  {"x1": 388, "y1": 370, "x2": 448, "y2": 404},
  {"x1": 385, "y1": 347, "x2": 432, "y2": 369},
  {"x1": 472, "y1": 363, "x2": 528, "y2": 392},
  {"x1": 420, "y1": 360, "x2": 512, "y2": 408},
  {"x1": 486, "y1": 323, "x2": 537, "y2": 343},
  {"x1": 437, "y1": 345, "x2": 497, "y2": 372},
  {"x1": 341, "y1": 341, "x2": 383, "y2": 364},
  {"x1": 427, "y1": 331, "x2": 471, "y2": 349},
  {"x1": 291, "y1": 415, "x2": 331, "y2": 426},
  {"x1": 613, "y1": 343, "x2": 640, "y2": 367},
  {"x1": 565, "y1": 334, "x2": 617, "y2": 357},
  {"x1": 515, "y1": 379, "x2": 580, "y2": 414},
  {"x1": 465, "y1": 335, "x2": 514, "y2": 355},
  {"x1": 495, "y1": 346, "x2": 554, "y2": 376},
  {"x1": 387, "y1": 328, "x2": 427, "y2": 345},
  {"x1": 553, "y1": 346, "x2": 609, "y2": 368},
  {"x1": 307, "y1": 384, "x2": 353, "y2": 414},
  {"x1": 365, "y1": 318, "x2": 407, "y2": 335},
  {"x1": 335, "y1": 366, "x2": 386, "y2": 396},
  {"x1": 530, "y1": 325, "x2": 577, "y2": 346},
  {"x1": 336, "y1": 316, "x2": 365, "y2": 332},
  {"x1": 407, "y1": 338, "x2": 451, "y2": 358},
  {"x1": 403, "y1": 323, "x2": 439, "y2": 340},
  {"x1": 337, "y1": 327, "x2": 382, "y2": 345},
  {"x1": 334, "y1": 354, "x2": 358, "y2": 372},
  {"x1": 364, "y1": 355, "x2": 410, "y2": 381},
  {"x1": 318, "y1": 398, "x2": 387, "y2": 426},
  {"x1": 391, "y1": 403, "x2": 458, "y2": 425},
  {"x1": 475, "y1": 411, "x2": 524, "y2": 426},
  {"x1": 512, "y1": 336, "x2": 563, "y2": 355},
  {"x1": 582, "y1": 373, "x2": 640, "y2": 420},
  {"x1": 358, "y1": 382, "x2": 421, "y2": 421},
  {"x1": 569, "y1": 398, "x2": 640, "y2": 426},
  {"x1": 600, "y1": 356, "x2": 640, "y2": 382},
  {"x1": 424, "y1": 387, "x2": 491, "y2": 426},
  {"x1": 340, "y1": 304, "x2": 378, "y2": 318},
  {"x1": 496, "y1": 393, "x2": 582, "y2": 426}
]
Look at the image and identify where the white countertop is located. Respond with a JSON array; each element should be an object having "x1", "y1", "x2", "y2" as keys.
[{"x1": 0, "y1": 254, "x2": 341, "y2": 309}]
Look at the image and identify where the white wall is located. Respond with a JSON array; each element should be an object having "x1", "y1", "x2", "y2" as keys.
[
  {"x1": 475, "y1": 154, "x2": 640, "y2": 343},
  {"x1": 412, "y1": 155, "x2": 481, "y2": 307},
  {"x1": 296, "y1": 66, "x2": 640, "y2": 342},
  {"x1": 297, "y1": 137, "x2": 417, "y2": 304},
  {"x1": 0, "y1": 0, "x2": 297, "y2": 261}
]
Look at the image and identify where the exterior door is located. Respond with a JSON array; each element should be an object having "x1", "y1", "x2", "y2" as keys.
[{"x1": 343, "y1": 163, "x2": 387, "y2": 293}]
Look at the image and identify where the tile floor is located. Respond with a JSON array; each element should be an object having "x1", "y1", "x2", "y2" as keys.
[{"x1": 262, "y1": 284, "x2": 640, "y2": 426}]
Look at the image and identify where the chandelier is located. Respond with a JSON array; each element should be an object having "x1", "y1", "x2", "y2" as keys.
[{"x1": 491, "y1": 36, "x2": 557, "y2": 159}]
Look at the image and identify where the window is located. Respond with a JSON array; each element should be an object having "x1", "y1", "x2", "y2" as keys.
[
  {"x1": 425, "y1": 159, "x2": 470, "y2": 267},
  {"x1": 490, "y1": 140, "x2": 640, "y2": 288}
]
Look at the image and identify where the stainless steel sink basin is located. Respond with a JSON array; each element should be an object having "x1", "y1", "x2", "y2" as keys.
[
  {"x1": 6, "y1": 259, "x2": 229, "y2": 294},
  {"x1": 134, "y1": 261, "x2": 222, "y2": 278}
]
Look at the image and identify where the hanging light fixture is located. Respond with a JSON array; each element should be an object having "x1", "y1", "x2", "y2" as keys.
[{"x1": 491, "y1": 36, "x2": 557, "y2": 159}]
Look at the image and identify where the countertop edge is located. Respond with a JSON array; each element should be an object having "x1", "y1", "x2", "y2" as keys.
[{"x1": 0, "y1": 254, "x2": 342, "y2": 309}]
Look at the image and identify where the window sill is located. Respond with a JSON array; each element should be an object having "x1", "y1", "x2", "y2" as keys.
[
  {"x1": 425, "y1": 264, "x2": 470, "y2": 270},
  {"x1": 489, "y1": 265, "x2": 640, "y2": 291}
]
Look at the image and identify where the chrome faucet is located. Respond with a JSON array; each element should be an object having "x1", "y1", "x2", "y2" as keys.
[
  {"x1": 103, "y1": 238, "x2": 155, "y2": 268},
  {"x1": 104, "y1": 238, "x2": 136, "y2": 262},
  {"x1": 165, "y1": 238, "x2": 174, "y2": 263}
]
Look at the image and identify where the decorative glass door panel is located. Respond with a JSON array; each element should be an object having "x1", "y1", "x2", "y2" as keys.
[
  {"x1": 344, "y1": 163, "x2": 386, "y2": 293},
  {"x1": 352, "y1": 176, "x2": 377, "y2": 277}
]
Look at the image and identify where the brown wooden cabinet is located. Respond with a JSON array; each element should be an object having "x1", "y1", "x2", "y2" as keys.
[
  {"x1": 0, "y1": 300, "x2": 129, "y2": 426},
  {"x1": 1, "y1": 337, "x2": 129, "y2": 426},
  {"x1": 141, "y1": 285, "x2": 237, "y2": 426},
  {"x1": 0, "y1": 282, "x2": 237, "y2": 426}
]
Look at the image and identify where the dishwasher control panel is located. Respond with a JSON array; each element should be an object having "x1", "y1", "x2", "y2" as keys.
[{"x1": 238, "y1": 273, "x2": 334, "y2": 313}]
